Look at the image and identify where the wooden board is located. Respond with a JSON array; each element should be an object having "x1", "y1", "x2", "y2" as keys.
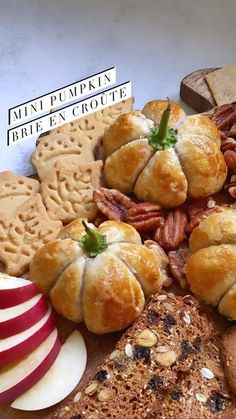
[
  {"x1": 0, "y1": 71, "x2": 226, "y2": 419},
  {"x1": 180, "y1": 67, "x2": 221, "y2": 112}
]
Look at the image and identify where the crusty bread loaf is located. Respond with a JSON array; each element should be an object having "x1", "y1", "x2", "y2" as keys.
[{"x1": 52, "y1": 293, "x2": 235, "y2": 419}]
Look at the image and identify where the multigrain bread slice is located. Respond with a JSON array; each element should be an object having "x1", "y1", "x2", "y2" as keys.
[
  {"x1": 52, "y1": 292, "x2": 233, "y2": 419},
  {"x1": 159, "y1": 333, "x2": 236, "y2": 418}
]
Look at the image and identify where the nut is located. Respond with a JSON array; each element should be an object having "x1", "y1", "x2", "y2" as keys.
[
  {"x1": 93, "y1": 187, "x2": 135, "y2": 221},
  {"x1": 156, "y1": 345, "x2": 170, "y2": 353},
  {"x1": 124, "y1": 343, "x2": 133, "y2": 358},
  {"x1": 182, "y1": 312, "x2": 191, "y2": 325},
  {"x1": 134, "y1": 329, "x2": 158, "y2": 347},
  {"x1": 97, "y1": 388, "x2": 114, "y2": 402},
  {"x1": 224, "y1": 150, "x2": 236, "y2": 174},
  {"x1": 155, "y1": 350, "x2": 177, "y2": 367},
  {"x1": 195, "y1": 393, "x2": 207, "y2": 403},
  {"x1": 84, "y1": 382, "x2": 98, "y2": 395},
  {"x1": 73, "y1": 391, "x2": 82, "y2": 403},
  {"x1": 168, "y1": 244, "x2": 189, "y2": 288},
  {"x1": 125, "y1": 202, "x2": 166, "y2": 233},
  {"x1": 155, "y1": 208, "x2": 187, "y2": 251},
  {"x1": 163, "y1": 303, "x2": 175, "y2": 312},
  {"x1": 201, "y1": 367, "x2": 214, "y2": 380}
]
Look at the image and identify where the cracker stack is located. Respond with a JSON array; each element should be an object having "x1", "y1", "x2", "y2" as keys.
[{"x1": 52, "y1": 293, "x2": 236, "y2": 418}]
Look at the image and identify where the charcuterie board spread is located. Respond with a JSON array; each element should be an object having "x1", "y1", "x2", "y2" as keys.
[{"x1": 0, "y1": 65, "x2": 236, "y2": 419}]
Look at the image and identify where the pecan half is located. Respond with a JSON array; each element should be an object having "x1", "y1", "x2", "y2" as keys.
[
  {"x1": 125, "y1": 202, "x2": 166, "y2": 233},
  {"x1": 93, "y1": 188, "x2": 135, "y2": 221},
  {"x1": 168, "y1": 242, "x2": 189, "y2": 288},
  {"x1": 221, "y1": 137, "x2": 236, "y2": 153},
  {"x1": 154, "y1": 208, "x2": 187, "y2": 251},
  {"x1": 224, "y1": 150, "x2": 236, "y2": 174},
  {"x1": 225, "y1": 175, "x2": 236, "y2": 198},
  {"x1": 212, "y1": 103, "x2": 236, "y2": 132}
]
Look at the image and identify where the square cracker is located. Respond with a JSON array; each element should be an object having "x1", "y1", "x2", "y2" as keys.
[
  {"x1": 0, "y1": 171, "x2": 39, "y2": 217},
  {"x1": 50, "y1": 97, "x2": 134, "y2": 147},
  {"x1": 205, "y1": 64, "x2": 236, "y2": 105},
  {"x1": 31, "y1": 132, "x2": 95, "y2": 180},
  {"x1": 40, "y1": 160, "x2": 103, "y2": 224},
  {"x1": 0, "y1": 194, "x2": 62, "y2": 277}
]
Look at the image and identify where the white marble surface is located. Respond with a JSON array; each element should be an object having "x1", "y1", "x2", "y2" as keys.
[{"x1": 0, "y1": 0, "x2": 235, "y2": 175}]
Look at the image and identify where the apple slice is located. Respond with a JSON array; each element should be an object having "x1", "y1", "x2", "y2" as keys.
[
  {"x1": 0, "y1": 293, "x2": 48, "y2": 338},
  {"x1": 0, "y1": 274, "x2": 39, "y2": 309},
  {"x1": 0, "y1": 328, "x2": 61, "y2": 403},
  {"x1": 11, "y1": 330, "x2": 87, "y2": 410},
  {"x1": 0, "y1": 306, "x2": 55, "y2": 368}
]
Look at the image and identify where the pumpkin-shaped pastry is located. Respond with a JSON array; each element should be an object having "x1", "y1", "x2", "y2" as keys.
[
  {"x1": 185, "y1": 209, "x2": 236, "y2": 319},
  {"x1": 103, "y1": 100, "x2": 227, "y2": 207},
  {"x1": 29, "y1": 218, "x2": 168, "y2": 334}
]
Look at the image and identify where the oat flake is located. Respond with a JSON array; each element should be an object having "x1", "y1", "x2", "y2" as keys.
[
  {"x1": 183, "y1": 312, "x2": 191, "y2": 325},
  {"x1": 157, "y1": 295, "x2": 167, "y2": 301},
  {"x1": 125, "y1": 343, "x2": 133, "y2": 358},
  {"x1": 201, "y1": 367, "x2": 215, "y2": 379},
  {"x1": 195, "y1": 393, "x2": 207, "y2": 403},
  {"x1": 73, "y1": 391, "x2": 82, "y2": 403}
]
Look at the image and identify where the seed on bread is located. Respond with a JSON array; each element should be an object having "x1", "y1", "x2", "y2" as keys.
[
  {"x1": 124, "y1": 343, "x2": 133, "y2": 358},
  {"x1": 201, "y1": 367, "x2": 215, "y2": 380},
  {"x1": 97, "y1": 388, "x2": 114, "y2": 402},
  {"x1": 84, "y1": 382, "x2": 98, "y2": 395},
  {"x1": 155, "y1": 350, "x2": 177, "y2": 367},
  {"x1": 134, "y1": 329, "x2": 158, "y2": 347}
]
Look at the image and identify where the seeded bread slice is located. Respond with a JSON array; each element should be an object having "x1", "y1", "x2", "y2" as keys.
[
  {"x1": 52, "y1": 293, "x2": 225, "y2": 419},
  {"x1": 159, "y1": 334, "x2": 236, "y2": 418}
]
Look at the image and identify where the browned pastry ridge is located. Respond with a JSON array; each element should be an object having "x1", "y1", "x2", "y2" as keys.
[
  {"x1": 52, "y1": 293, "x2": 236, "y2": 419},
  {"x1": 103, "y1": 100, "x2": 227, "y2": 207}
]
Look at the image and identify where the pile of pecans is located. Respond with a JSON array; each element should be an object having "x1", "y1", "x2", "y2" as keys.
[
  {"x1": 93, "y1": 188, "x2": 224, "y2": 288},
  {"x1": 206, "y1": 103, "x2": 236, "y2": 198}
]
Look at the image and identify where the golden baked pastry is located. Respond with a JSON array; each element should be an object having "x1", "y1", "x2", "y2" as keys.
[
  {"x1": 185, "y1": 209, "x2": 236, "y2": 319},
  {"x1": 103, "y1": 100, "x2": 227, "y2": 207},
  {"x1": 29, "y1": 218, "x2": 168, "y2": 334}
]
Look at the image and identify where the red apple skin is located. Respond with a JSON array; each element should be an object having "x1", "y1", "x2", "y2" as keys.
[
  {"x1": 0, "y1": 332, "x2": 61, "y2": 404},
  {"x1": 0, "y1": 295, "x2": 48, "y2": 339},
  {"x1": 0, "y1": 283, "x2": 39, "y2": 309},
  {"x1": 0, "y1": 308, "x2": 55, "y2": 368}
]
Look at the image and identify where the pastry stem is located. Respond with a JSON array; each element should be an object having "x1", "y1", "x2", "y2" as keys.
[{"x1": 79, "y1": 221, "x2": 108, "y2": 258}]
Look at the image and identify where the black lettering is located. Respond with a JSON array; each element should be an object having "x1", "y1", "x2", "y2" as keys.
[
  {"x1": 59, "y1": 111, "x2": 66, "y2": 122},
  {"x1": 69, "y1": 86, "x2": 77, "y2": 98},
  {"x1": 80, "y1": 83, "x2": 86, "y2": 94},
  {"x1": 21, "y1": 127, "x2": 28, "y2": 138},
  {"x1": 100, "y1": 93, "x2": 108, "y2": 106},
  {"x1": 81, "y1": 103, "x2": 88, "y2": 113},
  {"x1": 72, "y1": 105, "x2": 80, "y2": 117},
  {"x1": 88, "y1": 79, "x2": 96, "y2": 90},
  {"x1": 59, "y1": 91, "x2": 66, "y2": 103},
  {"x1": 50, "y1": 95, "x2": 57, "y2": 106},
  {"x1": 120, "y1": 86, "x2": 127, "y2": 98},
  {"x1": 12, "y1": 109, "x2": 22, "y2": 121},
  {"x1": 35, "y1": 121, "x2": 43, "y2": 132},
  {"x1": 90, "y1": 99, "x2": 98, "y2": 110},
  {"x1": 104, "y1": 73, "x2": 111, "y2": 84},
  {"x1": 11, "y1": 130, "x2": 19, "y2": 142}
]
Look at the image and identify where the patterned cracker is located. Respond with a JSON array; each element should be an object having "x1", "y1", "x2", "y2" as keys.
[
  {"x1": 0, "y1": 171, "x2": 39, "y2": 217},
  {"x1": 40, "y1": 160, "x2": 103, "y2": 224},
  {"x1": 50, "y1": 97, "x2": 134, "y2": 149},
  {"x1": 31, "y1": 132, "x2": 95, "y2": 180},
  {"x1": 0, "y1": 194, "x2": 62, "y2": 276}
]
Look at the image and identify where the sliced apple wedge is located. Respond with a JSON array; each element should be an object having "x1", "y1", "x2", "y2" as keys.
[
  {"x1": 0, "y1": 306, "x2": 55, "y2": 368},
  {"x1": 11, "y1": 330, "x2": 87, "y2": 410},
  {"x1": 0, "y1": 293, "x2": 48, "y2": 338},
  {"x1": 0, "y1": 328, "x2": 61, "y2": 403},
  {"x1": 0, "y1": 274, "x2": 39, "y2": 309}
]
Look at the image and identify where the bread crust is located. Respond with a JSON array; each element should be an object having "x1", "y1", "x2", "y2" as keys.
[
  {"x1": 103, "y1": 100, "x2": 227, "y2": 207},
  {"x1": 189, "y1": 209, "x2": 236, "y2": 253},
  {"x1": 142, "y1": 99, "x2": 186, "y2": 126},
  {"x1": 185, "y1": 244, "x2": 236, "y2": 306},
  {"x1": 134, "y1": 148, "x2": 188, "y2": 206},
  {"x1": 104, "y1": 139, "x2": 154, "y2": 194},
  {"x1": 103, "y1": 112, "x2": 153, "y2": 157},
  {"x1": 29, "y1": 219, "x2": 165, "y2": 334}
]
